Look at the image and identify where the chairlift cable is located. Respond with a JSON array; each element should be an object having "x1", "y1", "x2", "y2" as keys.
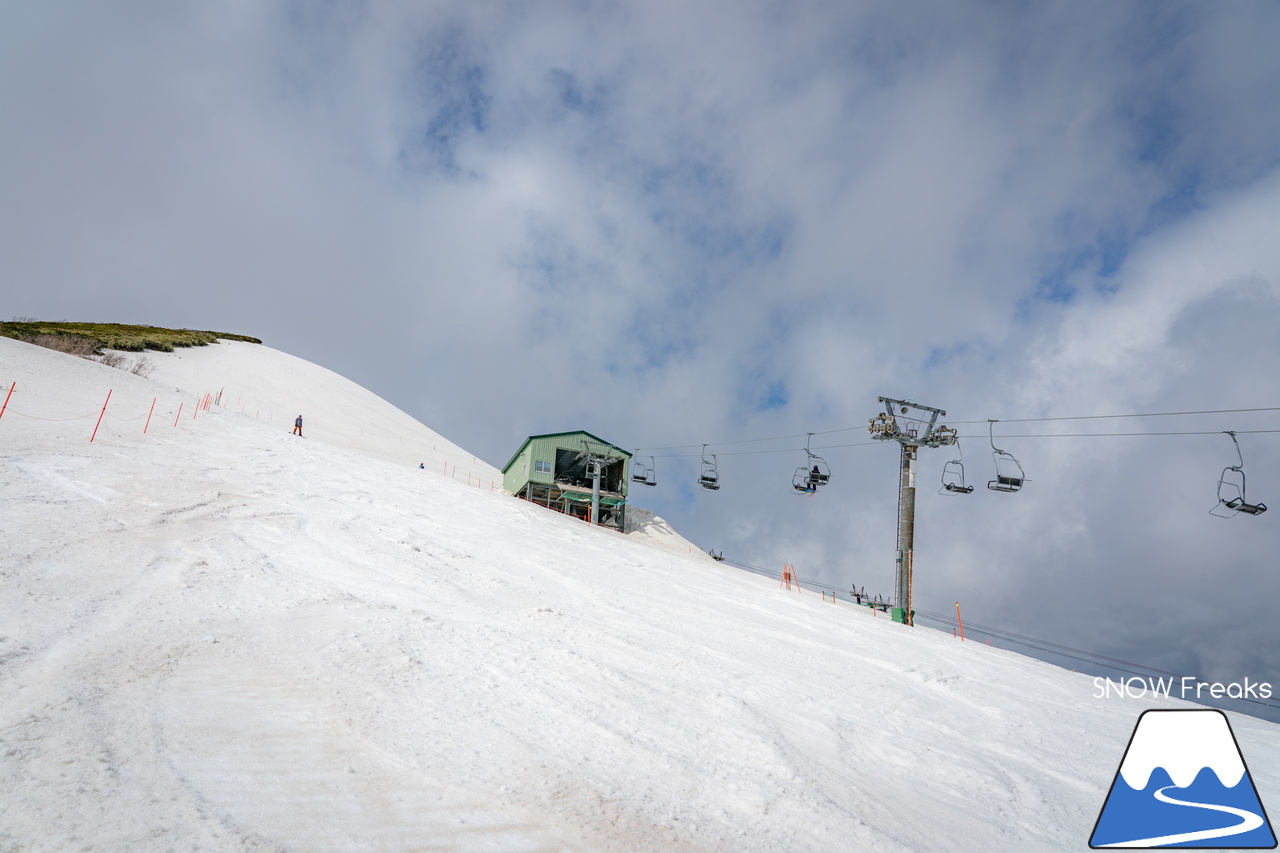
[
  {"x1": 636, "y1": 432, "x2": 811, "y2": 453},
  {"x1": 913, "y1": 610, "x2": 1280, "y2": 711},
  {"x1": 719, "y1": 557, "x2": 838, "y2": 591},
  {"x1": 769, "y1": 406, "x2": 1280, "y2": 439},
  {"x1": 972, "y1": 428, "x2": 1280, "y2": 438},
  {"x1": 913, "y1": 615, "x2": 1170, "y2": 679},
  {"x1": 948, "y1": 406, "x2": 1280, "y2": 425},
  {"x1": 648, "y1": 440, "x2": 880, "y2": 459},
  {"x1": 634, "y1": 411, "x2": 1280, "y2": 458},
  {"x1": 913, "y1": 608, "x2": 1184, "y2": 677}
]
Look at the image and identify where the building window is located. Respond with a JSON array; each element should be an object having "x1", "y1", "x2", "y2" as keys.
[{"x1": 534, "y1": 460, "x2": 552, "y2": 475}]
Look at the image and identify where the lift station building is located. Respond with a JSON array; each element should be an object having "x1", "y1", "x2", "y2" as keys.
[{"x1": 502, "y1": 431, "x2": 632, "y2": 531}]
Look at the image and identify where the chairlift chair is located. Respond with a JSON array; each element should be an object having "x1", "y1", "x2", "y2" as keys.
[
  {"x1": 986, "y1": 420, "x2": 1025, "y2": 493},
  {"x1": 939, "y1": 438, "x2": 974, "y2": 495},
  {"x1": 698, "y1": 444, "x2": 720, "y2": 491},
  {"x1": 1212, "y1": 431, "x2": 1267, "y2": 517},
  {"x1": 791, "y1": 464, "x2": 827, "y2": 493},
  {"x1": 631, "y1": 453, "x2": 657, "y2": 487},
  {"x1": 791, "y1": 433, "x2": 831, "y2": 493}
]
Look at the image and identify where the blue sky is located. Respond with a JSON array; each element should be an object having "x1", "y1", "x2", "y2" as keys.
[{"x1": 4, "y1": 0, "x2": 1280, "y2": 715}]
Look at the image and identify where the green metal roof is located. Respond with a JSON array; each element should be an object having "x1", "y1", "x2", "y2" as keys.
[{"x1": 501, "y1": 430, "x2": 633, "y2": 474}]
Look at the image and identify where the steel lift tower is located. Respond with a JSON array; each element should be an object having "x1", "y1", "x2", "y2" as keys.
[{"x1": 868, "y1": 397, "x2": 957, "y2": 625}]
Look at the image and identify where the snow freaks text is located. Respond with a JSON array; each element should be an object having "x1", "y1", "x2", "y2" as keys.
[{"x1": 1093, "y1": 677, "x2": 1273, "y2": 701}]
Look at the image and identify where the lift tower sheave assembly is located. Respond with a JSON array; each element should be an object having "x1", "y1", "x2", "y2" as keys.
[
  {"x1": 581, "y1": 440, "x2": 625, "y2": 527},
  {"x1": 868, "y1": 397, "x2": 957, "y2": 626}
]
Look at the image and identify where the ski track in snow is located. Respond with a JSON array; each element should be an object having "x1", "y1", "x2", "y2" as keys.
[{"x1": 2, "y1": 336, "x2": 1278, "y2": 852}]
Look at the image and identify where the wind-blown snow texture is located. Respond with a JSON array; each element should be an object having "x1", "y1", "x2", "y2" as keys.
[{"x1": 2, "y1": 336, "x2": 1277, "y2": 852}]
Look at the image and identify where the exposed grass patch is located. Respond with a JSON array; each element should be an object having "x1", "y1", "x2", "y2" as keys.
[
  {"x1": 24, "y1": 333, "x2": 100, "y2": 358},
  {"x1": 2, "y1": 321, "x2": 259, "y2": 377},
  {"x1": 1, "y1": 321, "x2": 261, "y2": 353}
]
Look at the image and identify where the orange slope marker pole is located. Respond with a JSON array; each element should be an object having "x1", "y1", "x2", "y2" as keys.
[
  {"x1": 0, "y1": 381, "x2": 15, "y2": 420},
  {"x1": 90, "y1": 389, "x2": 112, "y2": 443},
  {"x1": 955, "y1": 601, "x2": 965, "y2": 641},
  {"x1": 174, "y1": 402, "x2": 184, "y2": 426},
  {"x1": 780, "y1": 564, "x2": 802, "y2": 593},
  {"x1": 143, "y1": 397, "x2": 156, "y2": 433}
]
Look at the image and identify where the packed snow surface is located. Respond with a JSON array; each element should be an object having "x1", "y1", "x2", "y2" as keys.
[{"x1": 2, "y1": 335, "x2": 1277, "y2": 852}]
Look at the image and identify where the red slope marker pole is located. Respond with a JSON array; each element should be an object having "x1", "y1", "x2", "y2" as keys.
[
  {"x1": 0, "y1": 381, "x2": 15, "y2": 420},
  {"x1": 955, "y1": 601, "x2": 965, "y2": 642},
  {"x1": 174, "y1": 402, "x2": 184, "y2": 426},
  {"x1": 90, "y1": 389, "x2": 112, "y2": 443},
  {"x1": 143, "y1": 397, "x2": 156, "y2": 433}
]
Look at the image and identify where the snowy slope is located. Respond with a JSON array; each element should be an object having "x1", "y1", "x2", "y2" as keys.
[
  {"x1": 130, "y1": 339, "x2": 704, "y2": 557},
  {"x1": 2, "y1": 335, "x2": 1278, "y2": 853},
  {"x1": 131, "y1": 339, "x2": 499, "y2": 477}
]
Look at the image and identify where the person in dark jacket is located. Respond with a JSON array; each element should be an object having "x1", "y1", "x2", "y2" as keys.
[{"x1": 292, "y1": 415, "x2": 303, "y2": 436}]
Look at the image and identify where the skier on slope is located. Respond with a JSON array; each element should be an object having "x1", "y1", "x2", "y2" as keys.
[{"x1": 292, "y1": 415, "x2": 303, "y2": 437}]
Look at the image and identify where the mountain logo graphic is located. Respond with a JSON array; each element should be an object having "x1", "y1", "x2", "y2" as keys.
[{"x1": 1091, "y1": 709, "x2": 1276, "y2": 848}]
